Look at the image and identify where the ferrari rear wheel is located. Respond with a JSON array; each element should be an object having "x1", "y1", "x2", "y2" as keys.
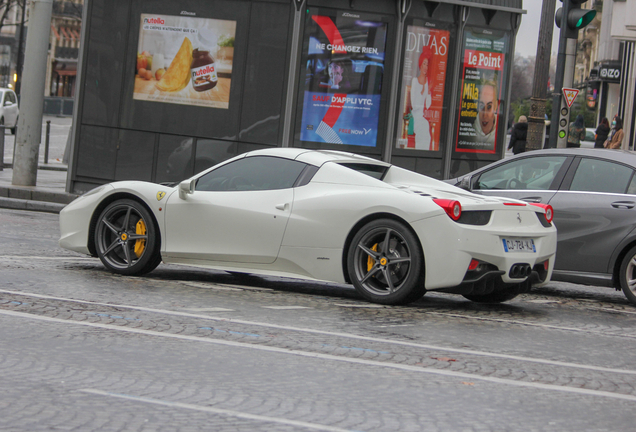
[
  {"x1": 95, "y1": 199, "x2": 161, "y2": 275},
  {"x1": 619, "y1": 245, "x2": 636, "y2": 305},
  {"x1": 348, "y1": 219, "x2": 425, "y2": 305}
]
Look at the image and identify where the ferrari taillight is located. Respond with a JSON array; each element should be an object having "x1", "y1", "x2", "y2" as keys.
[
  {"x1": 433, "y1": 198, "x2": 462, "y2": 221},
  {"x1": 530, "y1": 203, "x2": 554, "y2": 223}
]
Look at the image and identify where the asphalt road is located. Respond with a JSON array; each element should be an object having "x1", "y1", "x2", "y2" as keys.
[{"x1": 1, "y1": 208, "x2": 635, "y2": 431}]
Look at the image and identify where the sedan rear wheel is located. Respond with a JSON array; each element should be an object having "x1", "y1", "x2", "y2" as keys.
[
  {"x1": 348, "y1": 219, "x2": 425, "y2": 305},
  {"x1": 619, "y1": 245, "x2": 636, "y2": 305},
  {"x1": 95, "y1": 199, "x2": 161, "y2": 275}
]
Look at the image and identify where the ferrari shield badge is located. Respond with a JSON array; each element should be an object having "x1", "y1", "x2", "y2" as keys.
[{"x1": 156, "y1": 191, "x2": 166, "y2": 201}]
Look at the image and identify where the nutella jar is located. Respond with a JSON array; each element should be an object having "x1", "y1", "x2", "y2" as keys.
[{"x1": 190, "y1": 48, "x2": 218, "y2": 92}]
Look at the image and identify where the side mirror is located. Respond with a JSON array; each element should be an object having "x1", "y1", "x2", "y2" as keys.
[
  {"x1": 458, "y1": 176, "x2": 472, "y2": 191},
  {"x1": 178, "y1": 179, "x2": 195, "y2": 199},
  {"x1": 4, "y1": 100, "x2": 11, "y2": 106}
]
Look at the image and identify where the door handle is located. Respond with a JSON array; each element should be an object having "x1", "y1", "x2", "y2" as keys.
[
  {"x1": 275, "y1": 203, "x2": 289, "y2": 211},
  {"x1": 522, "y1": 197, "x2": 542, "y2": 203},
  {"x1": 611, "y1": 201, "x2": 635, "y2": 209}
]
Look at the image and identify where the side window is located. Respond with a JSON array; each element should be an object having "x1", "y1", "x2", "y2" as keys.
[
  {"x1": 570, "y1": 158, "x2": 634, "y2": 194},
  {"x1": 196, "y1": 156, "x2": 307, "y2": 192},
  {"x1": 474, "y1": 156, "x2": 568, "y2": 190}
]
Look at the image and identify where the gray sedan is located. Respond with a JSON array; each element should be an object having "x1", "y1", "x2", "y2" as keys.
[{"x1": 448, "y1": 148, "x2": 636, "y2": 304}]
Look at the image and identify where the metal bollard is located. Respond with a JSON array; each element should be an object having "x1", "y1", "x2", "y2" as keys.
[
  {"x1": 0, "y1": 125, "x2": 4, "y2": 171},
  {"x1": 44, "y1": 120, "x2": 50, "y2": 165}
]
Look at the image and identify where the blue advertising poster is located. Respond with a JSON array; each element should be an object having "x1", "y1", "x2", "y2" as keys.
[{"x1": 300, "y1": 13, "x2": 387, "y2": 147}]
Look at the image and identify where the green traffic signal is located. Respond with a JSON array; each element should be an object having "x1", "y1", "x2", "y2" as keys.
[
  {"x1": 571, "y1": 9, "x2": 596, "y2": 29},
  {"x1": 555, "y1": 1, "x2": 597, "y2": 39}
]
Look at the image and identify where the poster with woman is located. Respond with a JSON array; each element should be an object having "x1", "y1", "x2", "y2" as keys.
[
  {"x1": 455, "y1": 29, "x2": 507, "y2": 153},
  {"x1": 396, "y1": 24, "x2": 449, "y2": 151},
  {"x1": 299, "y1": 11, "x2": 387, "y2": 147}
]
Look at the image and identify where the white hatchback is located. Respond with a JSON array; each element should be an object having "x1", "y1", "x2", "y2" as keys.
[{"x1": 0, "y1": 88, "x2": 18, "y2": 134}]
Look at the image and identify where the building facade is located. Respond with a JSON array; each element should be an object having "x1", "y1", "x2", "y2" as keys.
[
  {"x1": 578, "y1": 0, "x2": 636, "y2": 149},
  {"x1": 66, "y1": 0, "x2": 525, "y2": 194}
]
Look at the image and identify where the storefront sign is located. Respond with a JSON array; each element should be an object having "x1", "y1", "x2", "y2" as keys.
[
  {"x1": 455, "y1": 29, "x2": 507, "y2": 154},
  {"x1": 299, "y1": 12, "x2": 387, "y2": 147},
  {"x1": 133, "y1": 13, "x2": 236, "y2": 109},
  {"x1": 599, "y1": 65, "x2": 621, "y2": 82},
  {"x1": 396, "y1": 24, "x2": 450, "y2": 151}
]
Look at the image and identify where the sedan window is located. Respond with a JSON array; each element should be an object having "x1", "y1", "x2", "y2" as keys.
[
  {"x1": 570, "y1": 158, "x2": 634, "y2": 194},
  {"x1": 196, "y1": 156, "x2": 307, "y2": 192},
  {"x1": 474, "y1": 156, "x2": 567, "y2": 190}
]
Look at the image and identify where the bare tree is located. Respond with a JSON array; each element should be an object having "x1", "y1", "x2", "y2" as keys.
[
  {"x1": 509, "y1": 55, "x2": 535, "y2": 104},
  {"x1": 0, "y1": 0, "x2": 25, "y2": 34}
]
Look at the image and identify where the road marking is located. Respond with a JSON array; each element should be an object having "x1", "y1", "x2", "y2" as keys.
[
  {"x1": 79, "y1": 389, "x2": 355, "y2": 432},
  {"x1": 183, "y1": 307, "x2": 235, "y2": 312},
  {"x1": 180, "y1": 281, "x2": 273, "y2": 291},
  {"x1": 2, "y1": 309, "x2": 636, "y2": 403},
  {"x1": 1, "y1": 288, "x2": 636, "y2": 376},
  {"x1": 0, "y1": 256, "x2": 97, "y2": 261},
  {"x1": 334, "y1": 303, "x2": 385, "y2": 308},
  {"x1": 262, "y1": 306, "x2": 311, "y2": 310}
]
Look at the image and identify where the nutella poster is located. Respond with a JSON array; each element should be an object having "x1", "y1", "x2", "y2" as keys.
[
  {"x1": 133, "y1": 14, "x2": 236, "y2": 109},
  {"x1": 396, "y1": 25, "x2": 449, "y2": 151},
  {"x1": 300, "y1": 12, "x2": 387, "y2": 147},
  {"x1": 455, "y1": 29, "x2": 507, "y2": 153}
]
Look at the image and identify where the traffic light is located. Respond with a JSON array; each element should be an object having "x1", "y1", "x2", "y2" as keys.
[
  {"x1": 557, "y1": 88, "x2": 579, "y2": 147},
  {"x1": 555, "y1": 0, "x2": 597, "y2": 39}
]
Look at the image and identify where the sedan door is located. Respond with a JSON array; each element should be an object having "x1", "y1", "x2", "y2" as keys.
[
  {"x1": 546, "y1": 156, "x2": 636, "y2": 274},
  {"x1": 163, "y1": 156, "x2": 308, "y2": 264},
  {"x1": 469, "y1": 154, "x2": 572, "y2": 205}
]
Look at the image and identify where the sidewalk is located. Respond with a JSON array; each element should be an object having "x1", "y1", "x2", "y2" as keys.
[
  {"x1": 0, "y1": 164, "x2": 79, "y2": 213},
  {"x1": 0, "y1": 116, "x2": 77, "y2": 213}
]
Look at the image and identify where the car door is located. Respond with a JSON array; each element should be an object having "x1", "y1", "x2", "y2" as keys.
[
  {"x1": 3, "y1": 91, "x2": 18, "y2": 126},
  {"x1": 469, "y1": 154, "x2": 573, "y2": 205},
  {"x1": 163, "y1": 156, "x2": 308, "y2": 264},
  {"x1": 546, "y1": 156, "x2": 636, "y2": 274}
]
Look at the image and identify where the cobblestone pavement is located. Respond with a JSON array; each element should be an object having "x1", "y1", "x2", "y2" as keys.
[{"x1": 1, "y1": 208, "x2": 636, "y2": 431}]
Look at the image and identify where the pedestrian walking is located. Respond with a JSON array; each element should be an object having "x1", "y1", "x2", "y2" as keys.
[
  {"x1": 508, "y1": 115, "x2": 528, "y2": 155},
  {"x1": 567, "y1": 114, "x2": 586, "y2": 148},
  {"x1": 594, "y1": 117, "x2": 610, "y2": 148},
  {"x1": 606, "y1": 117, "x2": 624, "y2": 149}
]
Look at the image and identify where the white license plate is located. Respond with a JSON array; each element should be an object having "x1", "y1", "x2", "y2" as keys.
[{"x1": 502, "y1": 238, "x2": 536, "y2": 253}]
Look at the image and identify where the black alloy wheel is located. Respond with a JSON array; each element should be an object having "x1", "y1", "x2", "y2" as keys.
[
  {"x1": 619, "y1": 245, "x2": 636, "y2": 305},
  {"x1": 95, "y1": 199, "x2": 161, "y2": 275},
  {"x1": 347, "y1": 219, "x2": 425, "y2": 305}
]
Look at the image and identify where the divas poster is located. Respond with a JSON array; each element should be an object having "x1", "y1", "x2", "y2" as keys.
[
  {"x1": 396, "y1": 25, "x2": 449, "y2": 151},
  {"x1": 455, "y1": 29, "x2": 507, "y2": 153},
  {"x1": 299, "y1": 13, "x2": 387, "y2": 147},
  {"x1": 133, "y1": 14, "x2": 236, "y2": 109}
]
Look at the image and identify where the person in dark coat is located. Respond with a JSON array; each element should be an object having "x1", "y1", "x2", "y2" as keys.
[
  {"x1": 594, "y1": 117, "x2": 610, "y2": 148},
  {"x1": 508, "y1": 115, "x2": 528, "y2": 155}
]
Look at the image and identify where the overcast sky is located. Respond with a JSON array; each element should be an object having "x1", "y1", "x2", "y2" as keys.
[{"x1": 514, "y1": 1, "x2": 561, "y2": 58}]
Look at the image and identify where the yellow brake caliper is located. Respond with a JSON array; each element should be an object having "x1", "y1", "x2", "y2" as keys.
[
  {"x1": 134, "y1": 219, "x2": 147, "y2": 258},
  {"x1": 367, "y1": 244, "x2": 378, "y2": 272}
]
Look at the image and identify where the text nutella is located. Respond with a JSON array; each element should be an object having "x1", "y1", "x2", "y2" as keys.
[{"x1": 191, "y1": 49, "x2": 218, "y2": 91}]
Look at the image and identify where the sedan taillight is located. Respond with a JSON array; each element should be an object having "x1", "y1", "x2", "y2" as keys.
[{"x1": 433, "y1": 198, "x2": 462, "y2": 221}]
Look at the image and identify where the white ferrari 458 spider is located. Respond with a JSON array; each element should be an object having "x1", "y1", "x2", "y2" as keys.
[{"x1": 60, "y1": 148, "x2": 557, "y2": 305}]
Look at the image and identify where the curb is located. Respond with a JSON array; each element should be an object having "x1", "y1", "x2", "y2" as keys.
[
  {"x1": 0, "y1": 197, "x2": 66, "y2": 214},
  {"x1": 1, "y1": 163, "x2": 68, "y2": 172},
  {"x1": 0, "y1": 186, "x2": 78, "y2": 205}
]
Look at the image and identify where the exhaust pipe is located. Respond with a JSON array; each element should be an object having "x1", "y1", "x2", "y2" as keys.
[{"x1": 509, "y1": 263, "x2": 531, "y2": 279}]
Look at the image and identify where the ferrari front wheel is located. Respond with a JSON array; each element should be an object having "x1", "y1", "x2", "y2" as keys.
[
  {"x1": 347, "y1": 219, "x2": 425, "y2": 305},
  {"x1": 95, "y1": 199, "x2": 161, "y2": 275}
]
